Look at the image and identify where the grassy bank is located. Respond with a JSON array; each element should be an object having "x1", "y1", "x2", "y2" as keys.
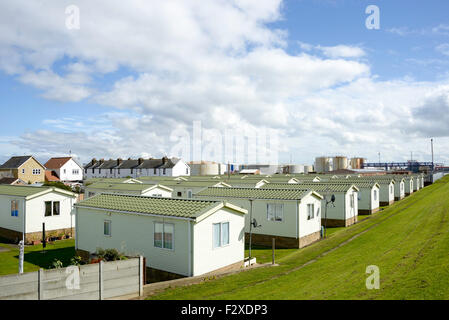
[{"x1": 148, "y1": 176, "x2": 449, "y2": 300}]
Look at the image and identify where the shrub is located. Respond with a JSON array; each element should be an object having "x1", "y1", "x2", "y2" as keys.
[
  {"x1": 70, "y1": 256, "x2": 84, "y2": 266},
  {"x1": 95, "y1": 248, "x2": 126, "y2": 261},
  {"x1": 52, "y1": 259, "x2": 63, "y2": 269}
]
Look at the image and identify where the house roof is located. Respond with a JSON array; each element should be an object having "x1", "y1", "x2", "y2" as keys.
[
  {"x1": 75, "y1": 193, "x2": 244, "y2": 219},
  {"x1": 0, "y1": 185, "x2": 76, "y2": 199},
  {"x1": 0, "y1": 156, "x2": 41, "y2": 169},
  {"x1": 44, "y1": 157, "x2": 72, "y2": 169},
  {"x1": 195, "y1": 187, "x2": 322, "y2": 200},
  {"x1": 45, "y1": 170, "x2": 60, "y2": 182},
  {"x1": 0, "y1": 177, "x2": 21, "y2": 185},
  {"x1": 262, "y1": 183, "x2": 359, "y2": 193}
]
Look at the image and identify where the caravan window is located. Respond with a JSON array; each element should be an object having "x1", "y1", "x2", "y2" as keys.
[
  {"x1": 213, "y1": 222, "x2": 229, "y2": 248},
  {"x1": 267, "y1": 204, "x2": 283, "y2": 222},
  {"x1": 307, "y1": 204, "x2": 315, "y2": 220}
]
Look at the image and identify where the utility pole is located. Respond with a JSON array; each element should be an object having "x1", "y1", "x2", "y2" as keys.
[{"x1": 431, "y1": 138, "x2": 434, "y2": 173}]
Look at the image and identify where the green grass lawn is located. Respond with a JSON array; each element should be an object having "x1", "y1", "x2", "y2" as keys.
[
  {"x1": 148, "y1": 176, "x2": 449, "y2": 300},
  {"x1": 0, "y1": 239, "x2": 75, "y2": 276}
]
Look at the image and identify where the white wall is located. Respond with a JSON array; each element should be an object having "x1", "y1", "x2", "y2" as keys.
[
  {"x1": 298, "y1": 194, "x2": 322, "y2": 238},
  {"x1": 76, "y1": 208, "x2": 191, "y2": 276},
  {"x1": 141, "y1": 187, "x2": 172, "y2": 198},
  {"x1": 59, "y1": 159, "x2": 84, "y2": 181},
  {"x1": 26, "y1": 192, "x2": 75, "y2": 233},
  {"x1": 0, "y1": 195, "x2": 24, "y2": 233},
  {"x1": 193, "y1": 208, "x2": 245, "y2": 276}
]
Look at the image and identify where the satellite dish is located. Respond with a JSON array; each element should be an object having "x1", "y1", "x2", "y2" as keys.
[{"x1": 251, "y1": 218, "x2": 261, "y2": 228}]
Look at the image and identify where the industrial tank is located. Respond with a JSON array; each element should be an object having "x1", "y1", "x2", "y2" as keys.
[
  {"x1": 333, "y1": 156, "x2": 349, "y2": 170},
  {"x1": 304, "y1": 165, "x2": 314, "y2": 174},
  {"x1": 315, "y1": 157, "x2": 332, "y2": 173},
  {"x1": 350, "y1": 157, "x2": 365, "y2": 169},
  {"x1": 284, "y1": 164, "x2": 305, "y2": 174}
]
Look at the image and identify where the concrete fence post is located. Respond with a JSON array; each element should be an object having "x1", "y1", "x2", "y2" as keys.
[
  {"x1": 38, "y1": 268, "x2": 44, "y2": 300},
  {"x1": 139, "y1": 256, "x2": 144, "y2": 297},
  {"x1": 99, "y1": 261, "x2": 104, "y2": 300}
]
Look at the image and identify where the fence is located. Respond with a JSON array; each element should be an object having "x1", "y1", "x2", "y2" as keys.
[{"x1": 0, "y1": 257, "x2": 144, "y2": 300}]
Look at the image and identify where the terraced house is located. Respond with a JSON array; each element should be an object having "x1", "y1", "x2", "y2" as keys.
[
  {"x1": 74, "y1": 194, "x2": 247, "y2": 280},
  {"x1": 84, "y1": 157, "x2": 190, "y2": 179},
  {"x1": 194, "y1": 187, "x2": 323, "y2": 249},
  {"x1": 0, "y1": 156, "x2": 46, "y2": 184}
]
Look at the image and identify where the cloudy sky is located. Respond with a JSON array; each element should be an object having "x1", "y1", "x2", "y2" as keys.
[{"x1": 1, "y1": 0, "x2": 449, "y2": 165}]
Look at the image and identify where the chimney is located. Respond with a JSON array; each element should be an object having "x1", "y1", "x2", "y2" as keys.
[
  {"x1": 117, "y1": 158, "x2": 123, "y2": 166},
  {"x1": 138, "y1": 158, "x2": 144, "y2": 165},
  {"x1": 99, "y1": 158, "x2": 105, "y2": 164},
  {"x1": 91, "y1": 158, "x2": 97, "y2": 166},
  {"x1": 162, "y1": 156, "x2": 168, "y2": 164}
]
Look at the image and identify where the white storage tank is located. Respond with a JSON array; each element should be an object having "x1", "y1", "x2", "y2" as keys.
[
  {"x1": 315, "y1": 157, "x2": 332, "y2": 173},
  {"x1": 333, "y1": 156, "x2": 349, "y2": 170}
]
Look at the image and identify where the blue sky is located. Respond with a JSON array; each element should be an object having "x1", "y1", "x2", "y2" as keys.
[{"x1": 1, "y1": 0, "x2": 448, "y2": 165}]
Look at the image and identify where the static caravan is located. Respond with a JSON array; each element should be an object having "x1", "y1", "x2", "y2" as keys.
[
  {"x1": 376, "y1": 179, "x2": 395, "y2": 206},
  {"x1": 404, "y1": 176, "x2": 414, "y2": 196},
  {"x1": 75, "y1": 194, "x2": 246, "y2": 280},
  {"x1": 140, "y1": 180, "x2": 232, "y2": 199},
  {"x1": 393, "y1": 177, "x2": 406, "y2": 201},
  {"x1": 194, "y1": 187, "x2": 323, "y2": 249},
  {"x1": 0, "y1": 185, "x2": 76, "y2": 244},
  {"x1": 85, "y1": 182, "x2": 173, "y2": 199},
  {"x1": 262, "y1": 183, "x2": 359, "y2": 227},
  {"x1": 413, "y1": 175, "x2": 421, "y2": 192},
  {"x1": 334, "y1": 181, "x2": 380, "y2": 215}
]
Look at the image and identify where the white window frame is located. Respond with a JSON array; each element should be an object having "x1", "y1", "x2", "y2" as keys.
[
  {"x1": 44, "y1": 201, "x2": 60, "y2": 217},
  {"x1": 153, "y1": 222, "x2": 175, "y2": 250},
  {"x1": 213, "y1": 222, "x2": 230, "y2": 249},
  {"x1": 104, "y1": 220, "x2": 112, "y2": 236},
  {"x1": 267, "y1": 203, "x2": 283, "y2": 222},
  {"x1": 307, "y1": 203, "x2": 315, "y2": 220},
  {"x1": 11, "y1": 200, "x2": 19, "y2": 217}
]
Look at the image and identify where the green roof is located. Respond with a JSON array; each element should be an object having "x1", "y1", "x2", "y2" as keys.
[
  {"x1": 86, "y1": 182, "x2": 156, "y2": 191},
  {"x1": 76, "y1": 193, "x2": 224, "y2": 219},
  {"x1": 0, "y1": 185, "x2": 74, "y2": 198},
  {"x1": 195, "y1": 187, "x2": 316, "y2": 200},
  {"x1": 141, "y1": 180, "x2": 230, "y2": 187},
  {"x1": 262, "y1": 183, "x2": 357, "y2": 193},
  {"x1": 328, "y1": 180, "x2": 379, "y2": 188}
]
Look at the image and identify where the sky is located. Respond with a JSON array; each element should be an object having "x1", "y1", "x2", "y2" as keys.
[{"x1": 1, "y1": 0, "x2": 449, "y2": 166}]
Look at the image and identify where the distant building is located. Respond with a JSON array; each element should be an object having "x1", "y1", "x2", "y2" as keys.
[
  {"x1": 83, "y1": 157, "x2": 191, "y2": 179},
  {"x1": 0, "y1": 156, "x2": 46, "y2": 184},
  {"x1": 0, "y1": 177, "x2": 26, "y2": 185},
  {"x1": 44, "y1": 157, "x2": 84, "y2": 182}
]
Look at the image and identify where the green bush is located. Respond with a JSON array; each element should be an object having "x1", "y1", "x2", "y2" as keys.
[
  {"x1": 95, "y1": 248, "x2": 126, "y2": 261},
  {"x1": 51, "y1": 259, "x2": 63, "y2": 269}
]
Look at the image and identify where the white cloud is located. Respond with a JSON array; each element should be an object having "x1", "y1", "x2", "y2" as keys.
[
  {"x1": 436, "y1": 43, "x2": 449, "y2": 56},
  {"x1": 0, "y1": 1, "x2": 448, "y2": 165}
]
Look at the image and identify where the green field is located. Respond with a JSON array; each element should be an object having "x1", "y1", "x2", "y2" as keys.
[
  {"x1": 0, "y1": 239, "x2": 75, "y2": 276},
  {"x1": 149, "y1": 175, "x2": 449, "y2": 300}
]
